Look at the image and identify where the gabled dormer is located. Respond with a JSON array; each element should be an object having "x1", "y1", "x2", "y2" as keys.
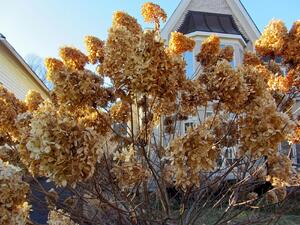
[{"x1": 161, "y1": 0, "x2": 260, "y2": 78}]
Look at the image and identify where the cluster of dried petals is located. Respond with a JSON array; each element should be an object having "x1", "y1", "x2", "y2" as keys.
[
  {"x1": 290, "y1": 124, "x2": 300, "y2": 143},
  {"x1": 255, "y1": 20, "x2": 288, "y2": 57},
  {"x1": 238, "y1": 65, "x2": 295, "y2": 159},
  {"x1": 285, "y1": 64, "x2": 300, "y2": 90},
  {"x1": 284, "y1": 21, "x2": 300, "y2": 64},
  {"x1": 0, "y1": 85, "x2": 27, "y2": 139},
  {"x1": 239, "y1": 99, "x2": 293, "y2": 157},
  {"x1": 112, "y1": 146, "x2": 149, "y2": 189},
  {"x1": 100, "y1": 23, "x2": 140, "y2": 90},
  {"x1": 141, "y1": 2, "x2": 167, "y2": 29},
  {"x1": 110, "y1": 101, "x2": 130, "y2": 123},
  {"x1": 19, "y1": 101, "x2": 107, "y2": 187},
  {"x1": 48, "y1": 65, "x2": 110, "y2": 109},
  {"x1": 48, "y1": 209, "x2": 78, "y2": 225},
  {"x1": 59, "y1": 47, "x2": 89, "y2": 70},
  {"x1": 267, "y1": 75, "x2": 289, "y2": 92},
  {"x1": 84, "y1": 36, "x2": 105, "y2": 64},
  {"x1": 168, "y1": 32, "x2": 195, "y2": 55},
  {"x1": 196, "y1": 35, "x2": 220, "y2": 66},
  {"x1": 267, "y1": 154, "x2": 298, "y2": 187},
  {"x1": 24, "y1": 90, "x2": 44, "y2": 112},
  {"x1": 203, "y1": 60, "x2": 248, "y2": 113},
  {"x1": 0, "y1": 159, "x2": 30, "y2": 225},
  {"x1": 102, "y1": 23, "x2": 186, "y2": 116},
  {"x1": 243, "y1": 51, "x2": 262, "y2": 66},
  {"x1": 179, "y1": 80, "x2": 208, "y2": 116},
  {"x1": 112, "y1": 11, "x2": 142, "y2": 35},
  {"x1": 44, "y1": 58, "x2": 65, "y2": 80},
  {"x1": 169, "y1": 117, "x2": 221, "y2": 189},
  {"x1": 219, "y1": 46, "x2": 234, "y2": 62}
]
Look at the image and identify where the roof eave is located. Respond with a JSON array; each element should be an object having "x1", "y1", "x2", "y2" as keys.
[{"x1": 0, "y1": 36, "x2": 49, "y2": 95}]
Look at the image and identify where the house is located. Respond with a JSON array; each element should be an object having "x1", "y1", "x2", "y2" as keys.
[
  {"x1": 161, "y1": 0, "x2": 300, "y2": 169},
  {"x1": 0, "y1": 33, "x2": 49, "y2": 100}
]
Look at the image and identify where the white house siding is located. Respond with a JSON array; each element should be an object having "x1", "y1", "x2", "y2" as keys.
[
  {"x1": 189, "y1": 0, "x2": 232, "y2": 14},
  {"x1": 0, "y1": 43, "x2": 48, "y2": 100}
]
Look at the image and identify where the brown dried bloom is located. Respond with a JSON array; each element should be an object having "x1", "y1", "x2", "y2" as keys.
[
  {"x1": 169, "y1": 117, "x2": 221, "y2": 190},
  {"x1": 112, "y1": 146, "x2": 150, "y2": 189},
  {"x1": 0, "y1": 85, "x2": 27, "y2": 139},
  {"x1": 49, "y1": 67, "x2": 108, "y2": 109},
  {"x1": 84, "y1": 36, "x2": 105, "y2": 64},
  {"x1": 59, "y1": 47, "x2": 89, "y2": 70},
  {"x1": 44, "y1": 58, "x2": 65, "y2": 81},
  {"x1": 141, "y1": 2, "x2": 167, "y2": 30},
  {"x1": 112, "y1": 11, "x2": 142, "y2": 35},
  {"x1": 285, "y1": 65, "x2": 300, "y2": 90},
  {"x1": 48, "y1": 209, "x2": 78, "y2": 225},
  {"x1": 110, "y1": 101, "x2": 130, "y2": 123},
  {"x1": 268, "y1": 75, "x2": 289, "y2": 92},
  {"x1": 243, "y1": 51, "x2": 262, "y2": 66},
  {"x1": 196, "y1": 35, "x2": 220, "y2": 66},
  {"x1": 19, "y1": 101, "x2": 108, "y2": 187},
  {"x1": 255, "y1": 19, "x2": 288, "y2": 57},
  {"x1": 219, "y1": 46, "x2": 234, "y2": 62},
  {"x1": 168, "y1": 32, "x2": 195, "y2": 55},
  {"x1": 284, "y1": 21, "x2": 300, "y2": 64},
  {"x1": 25, "y1": 90, "x2": 44, "y2": 112},
  {"x1": 179, "y1": 79, "x2": 209, "y2": 116},
  {"x1": 267, "y1": 154, "x2": 297, "y2": 187},
  {"x1": 0, "y1": 159, "x2": 30, "y2": 225},
  {"x1": 204, "y1": 60, "x2": 248, "y2": 113}
]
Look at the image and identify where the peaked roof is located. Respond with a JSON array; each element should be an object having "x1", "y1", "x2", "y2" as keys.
[
  {"x1": 161, "y1": 0, "x2": 260, "y2": 44},
  {"x1": 178, "y1": 11, "x2": 248, "y2": 42},
  {"x1": 0, "y1": 34, "x2": 49, "y2": 94}
]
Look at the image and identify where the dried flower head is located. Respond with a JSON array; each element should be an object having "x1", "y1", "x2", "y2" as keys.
[
  {"x1": 110, "y1": 101, "x2": 130, "y2": 123},
  {"x1": 19, "y1": 101, "x2": 108, "y2": 187},
  {"x1": 284, "y1": 20, "x2": 300, "y2": 64},
  {"x1": 45, "y1": 58, "x2": 65, "y2": 81},
  {"x1": 255, "y1": 20, "x2": 288, "y2": 57},
  {"x1": 168, "y1": 32, "x2": 195, "y2": 55},
  {"x1": 84, "y1": 36, "x2": 105, "y2": 64},
  {"x1": 59, "y1": 47, "x2": 89, "y2": 70},
  {"x1": 48, "y1": 209, "x2": 78, "y2": 225},
  {"x1": 169, "y1": 117, "x2": 222, "y2": 189},
  {"x1": 196, "y1": 35, "x2": 220, "y2": 66},
  {"x1": 219, "y1": 46, "x2": 234, "y2": 62},
  {"x1": 25, "y1": 90, "x2": 44, "y2": 112},
  {"x1": 0, "y1": 159, "x2": 30, "y2": 225},
  {"x1": 141, "y1": 2, "x2": 167, "y2": 30},
  {"x1": 243, "y1": 51, "x2": 262, "y2": 66},
  {"x1": 112, "y1": 11, "x2": 142, "y2": 35},
  {"x1": 0, "y1": 85, "x2": 27, "y2": 139},
  {"x1": 112, "y1": 146, "x2": 150, "y2": 189}
]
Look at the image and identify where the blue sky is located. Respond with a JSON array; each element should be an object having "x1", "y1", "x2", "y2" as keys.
[{"x1": 0, "y1": 0, "x2": 299, "y2": 59}]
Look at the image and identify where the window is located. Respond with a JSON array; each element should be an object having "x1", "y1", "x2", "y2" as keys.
[
  {"x1": 280, "y1": 141, "x2": 290, "y2": 156},
  {"x1": 183, "y1": 51, "x2": 194, "y2": 79},
  {"x1": 205, "y1": 111, "x2": 213, "y2": 118},
  {"x1": 224, "y1": 148, "x2": 235, "y2": 165},
  {"x1": 184, "y1": 122, "x2": 194, "y2": 133},
  {"x1": 220, "y1": 44, "x2": 235, "y2": 68}
]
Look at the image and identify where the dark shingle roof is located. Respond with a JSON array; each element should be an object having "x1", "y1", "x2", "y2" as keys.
[{"x1": 177, "y1": 11, "x2": 248, "y2": 42}]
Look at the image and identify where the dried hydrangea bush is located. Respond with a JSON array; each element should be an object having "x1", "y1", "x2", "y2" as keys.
[{"x1": 0, "y1": 2, "x2": 300, "y2": 224}]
